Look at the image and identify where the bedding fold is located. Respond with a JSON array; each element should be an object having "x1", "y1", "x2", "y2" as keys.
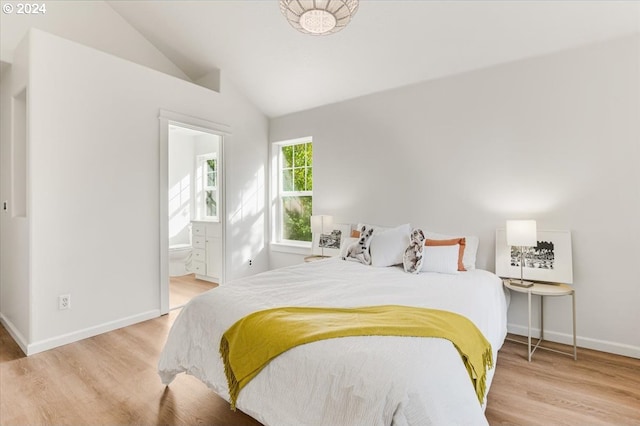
[{"x1": 220, "y1": 304, "x2": 493, "y2": 410}]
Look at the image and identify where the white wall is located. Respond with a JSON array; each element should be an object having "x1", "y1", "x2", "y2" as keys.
[
  {"x1": 0, "y1": 0, "x2": 188, "y2": 80},
  {"x1": 269, "y1": 35, "x2": 640, "y2": 358},
  {"x1": 0, "y1": 35, "x2": 31, "y2": 350},
  {"x1": 0, "y1": 29, "x2": 268, "y2": 354},
  {"x1": 168, "y1": 131, "x2": 195, "y2": 246}
]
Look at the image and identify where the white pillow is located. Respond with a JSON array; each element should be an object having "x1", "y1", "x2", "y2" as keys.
[
  {"x1": 339, "y1": 237, "x2": 359, "y2": 258},
  {"x1": 356, "y1": 223, "x2": 392, "y2": 235},
  {"x1": 422, "y1": 244, "x2": 460, "y2": 274},
  {"x1": 370, "y1": 223, "x2": 411, "y2": 267},
  {"x1": 423, "y1": 231, "x2": 479, "y2": 270}
]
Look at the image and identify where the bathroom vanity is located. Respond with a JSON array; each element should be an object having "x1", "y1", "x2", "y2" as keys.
[{"x1": 191, "y1": 220, "x2": 222, "y2": 283}]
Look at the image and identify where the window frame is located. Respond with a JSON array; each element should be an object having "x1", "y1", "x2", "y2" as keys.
[
  {"x1": 197, "y1": 153, "x2": 219, "y2": 222},
  {"x1": 274, "y1": 137, "x2": 313, "y2": 246}
]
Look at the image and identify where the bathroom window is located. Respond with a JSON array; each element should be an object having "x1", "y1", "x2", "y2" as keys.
[
  {"x1": 198, "y1": 154, "x2": 218, "y2": 221},
  {"x1": 275, "y1": 139, "x2": 313, "y2": 243}
]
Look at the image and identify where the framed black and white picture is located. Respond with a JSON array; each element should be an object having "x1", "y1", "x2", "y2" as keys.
[
  {"x1": 495, "y1": 229, "x2": 573, "y2": 284},
  {"x1": 312, "y1": 223, "x2": 351, "y2": 256}
]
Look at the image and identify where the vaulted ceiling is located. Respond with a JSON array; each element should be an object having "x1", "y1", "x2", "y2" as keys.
[
  {"x1": 2, "y1": 1, "x2": 638, "y2": 118},
  {"x1": 107, "y1": 1, "x2": 639, "y2": 117}
]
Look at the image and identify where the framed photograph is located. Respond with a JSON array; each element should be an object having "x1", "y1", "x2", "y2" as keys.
[
  {"x1": 495, "y1": 229, "x2": 573, "y2": 284},
  {"x1": 312, "y1": 223, "x2": 351, "y2": 257}
]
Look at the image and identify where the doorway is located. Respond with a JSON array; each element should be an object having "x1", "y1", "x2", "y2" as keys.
[{"x1": 159, "y1": 111, "x2": 230, "y2": 314}]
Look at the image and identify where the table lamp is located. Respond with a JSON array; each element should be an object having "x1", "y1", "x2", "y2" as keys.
[{"x1": 506, "y1": 220, "x2": 537, "y2": 287}]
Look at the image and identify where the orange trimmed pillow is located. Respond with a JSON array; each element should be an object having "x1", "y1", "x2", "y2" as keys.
[{"x1": 425, "y1": 238, "x2": 467, "y2": 271}]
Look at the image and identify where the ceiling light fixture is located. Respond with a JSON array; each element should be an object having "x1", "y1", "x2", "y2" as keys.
[{"x1": 279, "y1": 0, "x2": 359, "y2": 35}]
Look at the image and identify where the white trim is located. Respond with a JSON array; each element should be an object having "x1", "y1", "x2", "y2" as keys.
[
  {"x1": 0, "y1": 313, "x2": 29, "y2": 355},
  {"x1": 507, "y1": 323, "x2": 640, "y2": 359},
  {"x1": 159, "y1": 118, "x2": 170, "y2": 314},
  {"x1": 272, "y1": 137, "x2": 313, "y2": 244},
  {"x1": 272, "y1": 136, "x2": 312, "y2": 147},
  {"x1": 25, "y1": 310, "x2": 160, "y2": 356},
  {"x1": 270, "y1": 241, "x2": 312, "y2": 255},
  {"x1": 10, "y1": 84, "x2": 34, "y2": 346},
  {"x1": 159, "y1": 110, "x2": 229, "y2": 315},
  {"x1": 159, "y1": 109, "x2": 231, "y2": 135},
  {"x1": 196, "y1": 153, "x2": 219, "y2": 222}
]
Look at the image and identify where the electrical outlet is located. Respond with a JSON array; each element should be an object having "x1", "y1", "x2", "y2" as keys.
[
  {"x1": 249, "y1": 259, "x2": 253, "y2": 266},
  {"x1": 58, "y1": 294, "x2": 71, "y2": 310}
]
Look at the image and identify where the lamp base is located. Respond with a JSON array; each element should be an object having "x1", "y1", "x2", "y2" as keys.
[{"x1": 508, "y1": 278, "x2": 534, "y2": 288}]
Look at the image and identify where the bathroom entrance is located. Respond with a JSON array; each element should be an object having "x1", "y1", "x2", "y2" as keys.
[{"x1": 159, "y1": 111, "x2": 229, "y2": 313}]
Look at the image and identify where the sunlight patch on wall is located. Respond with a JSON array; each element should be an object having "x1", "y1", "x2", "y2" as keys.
[
  {"x1": 168, "y1": 174, "x2": 191, "y2": 238},
  {"x1": 229, "y1": 165, "x2": 266, "y2": 269},
  {"x1": 476, "y1": 185, "x2": 561, "y2": 216}
]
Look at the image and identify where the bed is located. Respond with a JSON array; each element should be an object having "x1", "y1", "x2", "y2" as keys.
[{"x1": 158, "y1": 255, "x2": 508, "y2": 426}]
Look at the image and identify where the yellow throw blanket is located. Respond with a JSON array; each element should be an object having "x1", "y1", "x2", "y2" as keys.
[{"x1": 220, "y1": 305, "x2": 493, "y2": 410}]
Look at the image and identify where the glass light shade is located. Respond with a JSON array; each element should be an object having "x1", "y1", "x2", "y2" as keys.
[
  {"x1": 279, "y1": 0, "x2": 359, "y2": 35},
  {"x1": 310, "y1": 215, "x2": 333, "y2": 233},
  {"x1": 506, "y1": 220, "x2": 537, "y2": 247},
  {"x1": 301, "y1": 9, "x2": 337, "y2": 34}
]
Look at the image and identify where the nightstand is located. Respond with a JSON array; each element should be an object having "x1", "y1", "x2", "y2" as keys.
[
  {"x1": 304, "y1": 255, "x2": 331, "y2": 263},
  {"x1": 503, "y1": 279, "x2": 577, "y2": 362}
]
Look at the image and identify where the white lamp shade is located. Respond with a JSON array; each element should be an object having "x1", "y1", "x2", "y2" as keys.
[
  {"x1": 310, "y1": 215, "x2": 333, "y2": 233},
  {"x1": 506, "y1": 220, "x2": 537, "y2": 247}
]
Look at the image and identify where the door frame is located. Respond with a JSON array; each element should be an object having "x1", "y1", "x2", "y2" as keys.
[{"x1": 158, "y1": 110, "x2": 231, "y2": 315}]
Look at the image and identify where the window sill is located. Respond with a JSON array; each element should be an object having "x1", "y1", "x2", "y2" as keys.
[{"x1": 270, "y1": 241, "x2": 312, "y2": 255}]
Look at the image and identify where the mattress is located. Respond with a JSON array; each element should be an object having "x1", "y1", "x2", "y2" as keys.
[{"x1": 158, "y1": 258, "x2": 508, "y2": 425}]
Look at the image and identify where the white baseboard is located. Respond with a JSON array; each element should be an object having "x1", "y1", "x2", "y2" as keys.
[
  {"x1": 25, "y1": 310, "x2": 161, "y2": 356},
  {"x1": 507, "y1": 323, "x2": 640, "y2": 359},
  {"x1": 0, "y1": 313, "x2": 29, "y2": 355}
]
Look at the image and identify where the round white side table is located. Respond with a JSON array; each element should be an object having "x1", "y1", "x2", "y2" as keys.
[{"x1": 503, "y1": 279, "x2": 577, "y2": 362}]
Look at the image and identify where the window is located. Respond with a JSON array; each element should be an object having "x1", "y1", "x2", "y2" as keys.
[
  {"x1": 197, "y1": 154, "x2": 218, "y2": 221},
  {"x1": 277, "y1": 139, "x2": 313, "y2": 243}
]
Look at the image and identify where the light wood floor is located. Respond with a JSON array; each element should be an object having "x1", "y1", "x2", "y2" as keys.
[
  {"x1": 0, "y1": 311, "x2": 260, "y2": 426},
  {"x1": 486, "y1": 338, "x2": 640, "y2": 425},
  {"x1": 169, "y1": 273, "x2": 217, "y2": 309},
  {"x1": 1, "y1": 311, "x2": 638, "y2": 425}
]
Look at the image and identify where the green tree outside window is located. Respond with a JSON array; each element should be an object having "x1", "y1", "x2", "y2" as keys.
[{"x1": 281, "y1": 142, "x2": 312, "y2": 242}]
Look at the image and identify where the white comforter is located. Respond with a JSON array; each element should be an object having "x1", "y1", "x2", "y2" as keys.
[{"x1": 158, "y1": 258, "x2": 508, "y2": 426}]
